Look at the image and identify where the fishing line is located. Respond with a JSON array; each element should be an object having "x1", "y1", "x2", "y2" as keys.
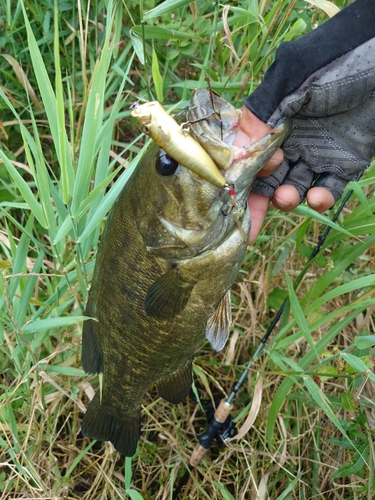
[{"x1": 173, "y1": 173, "x2": 362, "y2": 499}]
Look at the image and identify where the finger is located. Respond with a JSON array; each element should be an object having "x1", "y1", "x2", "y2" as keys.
[
  {"x1": 272, "y1": 184, "x2": 301, "y2": 212},
  {"x1": 257, "y1": 148, "x2": 284, "y2": 177},
  {"x1": 282, "y1": 160, "x2": 315, "y2": 200},
  {"x1": 306, "y1": 187, "x2": 335, "y2": 212},
  {"x1": 252, "y1": 159, "x2": 291, "y2": 198},
  {"x1": 313, "y1": 172, "x2": 351, "y2": 202},
  {"x1": 232, "y1": 129, "x2": 252, "y2": 148},
  {"x1": 248, "y1": 193, "x2": 270, "y2": 244},
  {"x1": 239, "y1": 107, "x2": 273, "y2": 141}
]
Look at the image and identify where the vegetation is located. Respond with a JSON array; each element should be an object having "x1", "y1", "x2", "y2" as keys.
[{"x1": 0, "y1": 0, "x2": 374, "y2": 498}]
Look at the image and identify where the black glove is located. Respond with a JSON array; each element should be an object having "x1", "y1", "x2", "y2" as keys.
[{"x1": 252, "y1": 39, "x2": 375, "y2": 202}]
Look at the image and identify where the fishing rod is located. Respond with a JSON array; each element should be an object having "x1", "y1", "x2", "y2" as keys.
[{"x1": 173, "y1": 174, "x2": 362, "y2": 499}]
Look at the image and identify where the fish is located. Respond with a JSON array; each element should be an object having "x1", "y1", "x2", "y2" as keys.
[{"x1": 81, "y1": 89, "x2": 291, "y2": 456}]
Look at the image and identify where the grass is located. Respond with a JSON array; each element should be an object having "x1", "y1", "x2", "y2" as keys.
[{"x1": 0, "y1": 0, "x2": 375, "y2": 498}]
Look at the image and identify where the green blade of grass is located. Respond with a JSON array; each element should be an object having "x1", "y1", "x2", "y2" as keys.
[
  {"x1": 54, "y1": 0, "x2": 73, "y2": 203},
  {"x1": 152, "y1": 45, "x2": 164, "y2": 102},
  {"x1": 347, "y1": 180, "x2": 372, "y2": 216},
  {"x1": 8, "y1": 215, "x2": 34, "y2": 302},
  {"x1": 143, "y1": 0, "x2": 193, "y2": 20},
  {"x1": 303, "y1": 375, "x2": 354, "y2": 447},
  {"x1": 285, "y1": 273, "x2": 317, "y2": 354},
  {"x1": 354, "y1": 335, "x2": 375, "y2": 349},
  {"x1": 64, "y1": 440, "x2": 96, "y2": 478},
  {"x1": 131, "y1": 25, "x2": 198, "y2": 40},
  {"x1": 21, "y1": 1, "x2": 74, "y2": 197},
  {"x1": 305, "y1": 275, "x2": 375, "y2": 315},
  {"x1": 44, "y1": 365, "x2": 85, "y2": 376},
  {"x1": 293, "y1": 205, "x2": 355, "y2": 239},
  {"x1": 78, "y1": 143, "x2": 147, "y2": 243},
  {"x1": 27, "y1": 116, "x2": 59, "y2": 241},
  {"x1": 266, "y1": 306, "x2": 369, "y2": 446},
  {"x1": 14, "y1": 250, "x2": 44, "y2": 325},
  {"x1": 276, "y1": 472, "x2": 304, "y2": 499},
  {"x1": 341, "y1": 353, "x2": 375, "y2": 384},
  {"x1": 0, "y1": 150, "x2": 47, "y2": 228},
  {"x1": 307, "y1": 233, "x2": 375, "y2": 301},
  {"x1": 21, "y1": 316, "x2": 89, "y2": 333},
  {"x1": 71, "y1": 6, "x2": 115, "y2": 217}
]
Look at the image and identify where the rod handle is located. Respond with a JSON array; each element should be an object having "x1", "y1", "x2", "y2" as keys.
[{"x1": 189, "y1": 399, "x2": 233, "y2": 467}]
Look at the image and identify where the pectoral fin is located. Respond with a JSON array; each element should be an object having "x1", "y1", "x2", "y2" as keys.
[
  {"x1": 144, "y1": 269, "x2": 194, "y2": 319},
  {"x1": 205, "y1": 289, "x2": 232, "y2": 352},
  {"x1": 157, "y1": 359, "x2": 192, "y2": 404}
]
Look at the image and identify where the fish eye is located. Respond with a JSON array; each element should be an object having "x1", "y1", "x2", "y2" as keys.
[{"x1": 156, "y1": 150, "x2": 179, "y2": 176}]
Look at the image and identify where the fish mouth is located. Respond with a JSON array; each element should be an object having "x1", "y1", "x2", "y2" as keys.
[
  {"x1": 187, "y1": 89, "x2": 238, "y2": 171},
  {"x1": 222, "y1": 118, "x2": 292, "y2": 192},
  {"x1": 187, "y1": 90, "x2": 292, "y2": 190}
]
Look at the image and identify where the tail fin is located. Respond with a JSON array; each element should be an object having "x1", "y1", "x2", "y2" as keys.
[{"x1": 81, "y1": 394, "x2": 141, "y2": 457}]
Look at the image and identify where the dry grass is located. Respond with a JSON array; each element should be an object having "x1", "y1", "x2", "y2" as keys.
[{"x1": 2, "y1": 202, "x2": 375, "y2": 499}]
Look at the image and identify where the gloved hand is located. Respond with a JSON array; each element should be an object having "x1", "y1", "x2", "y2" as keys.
[{"x1": 251, "y1": 39, "x2": 375, "y2": 203}]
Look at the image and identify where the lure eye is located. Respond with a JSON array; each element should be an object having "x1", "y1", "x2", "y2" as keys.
[{"x1": 156, "y1": 150, "x2": 179, "y2": 176}]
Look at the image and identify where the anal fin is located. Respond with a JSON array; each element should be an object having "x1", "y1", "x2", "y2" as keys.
[
  {"x1": 157, "y1": 359, "x2": 192, "y2": 404},
  {"x1": 81, "y1": 393, "x2": 141, "y2": 457},
  {"x1": 82, "y1": 313, "x2": 104, "y2": 374},
  {"x1": 205, "y1": 289, "x2": 232, "y2": 352}
]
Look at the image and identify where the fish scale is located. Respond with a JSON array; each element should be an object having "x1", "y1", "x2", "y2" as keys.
[{"x1": 81, "y1": 90, "x2": 291, "y2": 456}]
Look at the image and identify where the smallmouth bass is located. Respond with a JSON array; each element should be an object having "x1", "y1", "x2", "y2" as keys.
[{"x1": 81, "y1": 90, "x2": 291, "y2": 456}]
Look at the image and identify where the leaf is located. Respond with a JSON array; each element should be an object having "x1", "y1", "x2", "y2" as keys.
[
  {"x1": 305, "y1": 275, "x2": 375, "y2": 315},
  {"x1": 213, "y1": 482, "x2": 236, "y2": 500},
  {"x1": 266, "y1": 307, "x2": 368, "y2": 445},
  {"x1": 341, "y1": 353, "x2": 375, "y2": 384},
  {"x1": 332, "y1": 444, "x2": 368, "y2": 478},
  {"x1": 125, "y1": 456, "x2": 133, "y2": 490},
  {"x1": 132, "y1": 25, "x2": 198, "y2": 40},
  {"x1": 285, "y1": 273, "x2": 317, "y2": 355},
  {"x1": 152, "y1": 46, "x2": 164, "y2": 102},
  {"x1": 2, "y1": 54, "x2": 42, "y2": 109},
  {"x1": 21, "y1": 4, "x2": 70, "y2": 172},
  {"x1": 21, "y1": 316, "x2": 89, "y2": 333},
  {"x1": 229, "y1": 375, "x2": 263, "y2": 441},
  {"x1": 71, "y1": 16, "x2": 115, "y2": 216},
  {"x1": 303, "y1": 376, "x2": 350, "y2": 438},
  {"x1": 307, "y1": 233, "x2": 375, "y2": 301},
  {"x1": 65, "y1": 441, "x2": 96, "y2": 477},
  {"x1": 347, "y1": 181, "x2": 372, "y2": 217},
  {"x1": 126, "y1": 490, "x2": 145, "y2": 500},
  {"x1": 354, "y1": 335, "x2": 375, "y2": 349},
  {"x1": 130, "y1": 31, "x2": 145, "y2": 65},
  {"x1": 54, "y1": 1, "x2": 73, "y2": 203},
  {"x1": 293, "y1": 205, "x2": 355, "y2": 239},
  {"x1": 305, "y1": 0, "x2": 341, "y2": 17},
  {"x1": 0, "y1": 149, "x2": 47, "y2": 228},
  {"x1": 78, "y1": 144, "x2": 145, "y2": 243},
  {"x1": 44, "y1": 365, "x2": 86, "y2": 377},
  {"x1": 276, "y1": 473, "x2": 304, "y2": 499},
  {"x1": 143, "y1": 0, "x2": 193, "y2": 20}
]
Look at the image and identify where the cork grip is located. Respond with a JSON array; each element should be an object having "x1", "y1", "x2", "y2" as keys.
[
  {"x1": 215, "y1": 399, "x2": 233, "y2": 422},
  {"x1": 189, "y1": 399, "x2": 233, "y2": 467}
]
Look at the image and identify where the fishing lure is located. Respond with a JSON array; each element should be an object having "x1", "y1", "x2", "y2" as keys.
[{"x1": 131, "y1": 101, "x2": 227, "y2": 188}]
